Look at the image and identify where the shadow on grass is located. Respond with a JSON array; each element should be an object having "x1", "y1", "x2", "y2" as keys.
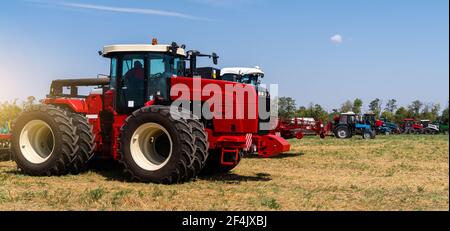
[
  {"x1": 88, "y1": 159, "x2": 272, "y2": 184},
  {"x1": 88, "y1": 159, "x2": 130, "y2": 182},
  {"x1": 5, "y1": 158, "x2": 273, "y2": 184},
  {"x1": 245, "y1": 152, "x2": 305, "y2": 159},
  {"x1": 199, "y1": 172, "x2": 272, "y2": 184}
]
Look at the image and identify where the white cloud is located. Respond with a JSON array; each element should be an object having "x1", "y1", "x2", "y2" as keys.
[
  {"x1": 59, "y1": 2, "x2": 207, "y2": 21},
  {"x1": 330, "y1": 34, "x2": 343, "y2": 44}
]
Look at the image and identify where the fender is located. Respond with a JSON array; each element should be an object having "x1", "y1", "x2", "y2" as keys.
[{"x1": 43, "y1": 98, "x2": 89, "y2": 113}]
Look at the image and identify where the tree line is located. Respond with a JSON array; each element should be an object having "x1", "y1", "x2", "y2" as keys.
[
  {"x1": 0, "y1": 96, "x2": 36, "y2": 131},
  {"x1": 278, "y1": 97, "x2": 449, "y2": 124},
  {"x1": 1, "y1": 96, "x2": 449, "y2": 130}
]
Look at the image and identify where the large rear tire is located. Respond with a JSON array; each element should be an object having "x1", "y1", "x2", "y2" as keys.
[
  {"x1": 68, "y1": 113, "x2": 95, "y2": 174},
  {"x1": 363, "y1": 131, "x2": 371, "y2": 139},
  {"x1": 335, "y1": 126, "x2": 350, "y2": 139},
  {"x1": 11, "y1": 105, "x2": 78, "y2": 176},
  {"x1": 184, "y1": 118, "x2": 209, "y2": 181},
  {"x1": 118, "y1": 106, "x2": 196, "y2": 184}
]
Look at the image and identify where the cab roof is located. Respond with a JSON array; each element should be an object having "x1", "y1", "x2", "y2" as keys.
[
  {"x1": 221, "y1": 67, "x2": 264, "y2": 76},
  {"x1": 102, "y1": 44, "x2": 186, "y2": 56}
]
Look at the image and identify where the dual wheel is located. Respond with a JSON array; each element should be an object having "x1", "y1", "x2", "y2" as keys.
[
  {"x1": 11, "y1": 105, "x2": 95, "y2": 176},
  {"x1": 119, "y1": 106, "x2": 240, "y2": 183},
  {"x1": 12, "y1": 104, "x2": 236, "y2": 184}
]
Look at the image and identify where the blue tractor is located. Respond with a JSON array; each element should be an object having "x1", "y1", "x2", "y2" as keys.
[
  {"x1": 333, "y1": 112, "x2": 376, "y2": 139},
  {"x1": 365, "y1": 113, "x2": 396, "y2": 135},
  {"x1": 379, "y1": 117, "x2": 401, "y2": 134}
]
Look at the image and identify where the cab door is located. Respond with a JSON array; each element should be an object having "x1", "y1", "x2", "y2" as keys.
[
  {"x1": 147, "y1": 54, "x2": 174, "y2": 104},
  {"x1": 117, "y1": 54, "x2": 146, "y2": 113}
]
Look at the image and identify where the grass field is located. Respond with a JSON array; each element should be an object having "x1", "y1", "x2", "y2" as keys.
[{"x1": 0, "y1": 135, "x2": 448, "y2": 211}]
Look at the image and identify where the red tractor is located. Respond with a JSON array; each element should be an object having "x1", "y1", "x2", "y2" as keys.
[
  {"x1": 400, "y1": 118, "x2": 424, "y2": 134},
  {"x1": 10, "y1": 41, "x2": 290, "y2": 184}
]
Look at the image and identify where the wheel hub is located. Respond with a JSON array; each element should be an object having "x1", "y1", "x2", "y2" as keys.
[
  {"x1": 130, "y1": 123, "x2": 173, "y2": 171},
  {"x1": 19, "y1": 120, "x2": 55, "y2": 164}
]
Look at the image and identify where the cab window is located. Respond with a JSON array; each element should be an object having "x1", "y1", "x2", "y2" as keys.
[{"x1": 110, "y1": 58, "x2": 118, "y2": 89}]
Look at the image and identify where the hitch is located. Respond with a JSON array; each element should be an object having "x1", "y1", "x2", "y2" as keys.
[{"x1": 220, "y1": 148, "x2": 240, "y2": 166}]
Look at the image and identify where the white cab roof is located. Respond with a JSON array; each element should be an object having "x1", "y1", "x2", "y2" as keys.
[
  {"x1": 102, "y1": 44, "x2": 186, "y2": 56},
  {"x1": 221, "y1": 67, "x2": 265, "y2": 76},
  {"x1": 341, "y1": 111, "x2": 356, "y2": 115}
]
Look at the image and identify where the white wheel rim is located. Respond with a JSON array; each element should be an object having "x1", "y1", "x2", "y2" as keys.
[
  {"x1": 130, "y1": 123, "x2": 173, "y2": 171},
  {"x1": 19, "y1": 120, "x2": 55, "y2": 164},
  {"x1": 338, "y1": 130, "x2": 346, "y2": 138}
]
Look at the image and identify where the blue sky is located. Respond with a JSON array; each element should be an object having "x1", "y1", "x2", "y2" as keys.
[{"x1": 0, "y1": 0, "x2": 448, "y2": 111}]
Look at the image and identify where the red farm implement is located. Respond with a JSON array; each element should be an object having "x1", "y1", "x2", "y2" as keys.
[{"x1": 273, "y1": 117, "x2": 331, "y2": 140}]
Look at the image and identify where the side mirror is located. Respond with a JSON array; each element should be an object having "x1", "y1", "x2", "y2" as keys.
[
  {"x1": 171, "y1": 42, "x2": 179, "y2": 56},
  {"x1": 212, "y1": 52, "x2": 219, "y2": 65}
]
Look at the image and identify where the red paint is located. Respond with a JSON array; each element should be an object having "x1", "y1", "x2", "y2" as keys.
[
  {"x1": 43, "y1": 98, "x2": 88, "y2": 113},
  {"x1": 40, "y1": 75, "x2": 290, "y2": 163},
  {"x1": 0, "y1": 134, "x2": 11, "y2": 140},
  {"x1": 252, "y1": 134, "x2": 291, "y2": 158},
  {"x1": 171, "y1": 77, "x2": 259, "y2": 134},
  {"x1": 144, "y1": 100, "x2": 155, "y2": 107}
]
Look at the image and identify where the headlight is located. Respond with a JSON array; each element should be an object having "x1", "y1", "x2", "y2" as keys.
[{"x1": 258, "y1": 91, "x2": 266, "y2": 97}]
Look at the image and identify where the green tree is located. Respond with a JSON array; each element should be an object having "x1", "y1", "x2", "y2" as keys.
[
  {"x1": 421, "y1": 103, "x2": 440, "y2": 121},
  {"x1": 23, "y1": 96, "x2": 36, "y2": 108},
  {"x1": 278, "y1": 97, "x2": 297, "y2": 119},
  {"x1": 340, "y1": 100, "x2": 353, "y2": 113},
  {"x1": 381, "y1": 111, "x2": 394, "y2": 121},
  {"x1": 431, "y1": 104, "x2": 441, "y2": 121},
  {"x1": 0, "y1": 99, "x2": 22, "y2": 133},
  {"x1": 369, "y1": 98, "x2": 382, "y2": 117},
  {"x1": 441, "y1": 103, "x2": 449, "y2": 123},
  {"x1": 385, "y1": 99, "x2": 397, "y2": 113},
  {"x1": 408, "y1": 100, "x2": 423, "y2": 117},
  {"x1": 352, "y1": 98, "x2": 363, "y2": 114},
  {"x1": 296, "y1": 103, "x2": 329, "y2": 122},
  {"x1": 394, "y1": 106, "x2": 412, "y2": 124}
]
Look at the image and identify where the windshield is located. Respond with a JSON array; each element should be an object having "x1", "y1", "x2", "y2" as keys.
[
  {"x1": 238, "y1": 73, "x2": 264, "y2": 85},
  {"x1": 148, "y1": 54, "x2": 186, "y2": 78}
]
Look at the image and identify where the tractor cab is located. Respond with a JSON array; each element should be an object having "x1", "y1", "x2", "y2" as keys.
[
  {"x1": 421, "y1": 120, "x2": 430, "y2": 128},
  {"x1": 100, "y1": 41, "x2": 218, "y2": 113},
  {"x1": 362, "y1": 113, "x2": 376, "y2": 126},
  {"x1": 337, "y1": 112, "x2": 357, "y2": 125},
  {"x1": 403, "y1": 118, "x2": 415, "y2": 128},
  {"x1": 101, "y1": 43, "x2": 187, "y2": 113},
  {"x1": 221, "y1": 67, "x2": 264, "y2": 86}
]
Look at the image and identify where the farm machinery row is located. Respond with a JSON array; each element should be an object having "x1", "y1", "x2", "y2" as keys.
[
  {"x1": 400, "y1": 118, "x2": 448, "y2": 135},
  {"x1": 272, "y1": 112, "x2": 448, "y2": 140},
  {"x1": 4, "y1": 39, "x2": 291, "y2": 184},
  {"x1": 271, "y1": 112, "x2": 378, "y2": 140}
]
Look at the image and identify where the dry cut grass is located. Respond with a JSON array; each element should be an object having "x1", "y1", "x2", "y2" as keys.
[{"x1": 0, "y1": 135, "x2": 448, "y2": 211}]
